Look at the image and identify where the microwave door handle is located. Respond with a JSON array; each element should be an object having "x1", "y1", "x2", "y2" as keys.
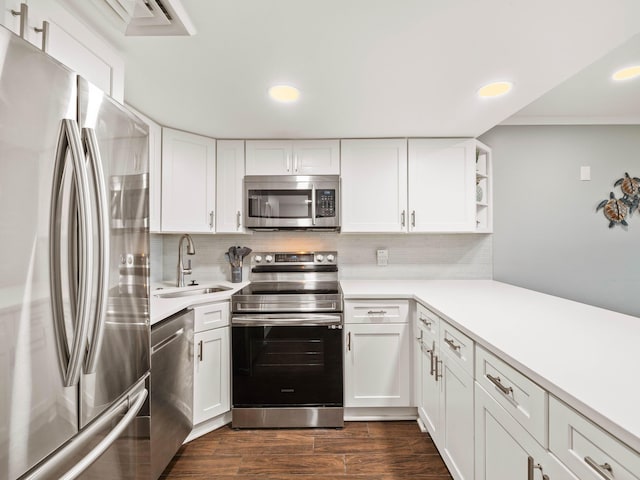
[{"x1": 311, "y1": 184, "x2": 316, "y2": 225}]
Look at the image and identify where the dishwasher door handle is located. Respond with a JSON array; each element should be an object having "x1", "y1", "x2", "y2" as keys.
[{"x1": 151, "y1": 328, "x2": 185, "y2": 354}]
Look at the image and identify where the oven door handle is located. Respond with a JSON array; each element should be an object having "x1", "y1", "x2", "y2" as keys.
[{"x1": 232, "y1": 314, "x2": 342, "y2": 327}]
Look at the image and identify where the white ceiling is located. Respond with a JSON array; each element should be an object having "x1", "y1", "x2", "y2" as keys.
[
  {"x1": 504, "y1": 32, "x2": 640, "y2": 125},
  {"x1": 67, "y1": 0, "x2": 640, "y2": 138}
]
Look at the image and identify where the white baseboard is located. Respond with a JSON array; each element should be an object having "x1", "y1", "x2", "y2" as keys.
[
  {"x1": 184, "y1": 411, "x2": 232, "y2": 443},
  {"x1": 344, "y1": 406, "x2": 418, "y2": 421}
]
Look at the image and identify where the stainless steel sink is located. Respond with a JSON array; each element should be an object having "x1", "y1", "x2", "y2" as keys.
[{"x1": 155, "y1": 286, "x2": 232, "y2": 299}]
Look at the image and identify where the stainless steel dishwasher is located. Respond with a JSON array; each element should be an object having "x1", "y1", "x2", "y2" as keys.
[{"x1": 151, "y1": 309, "x2": 194, "y2": 479}]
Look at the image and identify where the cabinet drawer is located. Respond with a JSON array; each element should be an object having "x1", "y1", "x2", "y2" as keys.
[
  {"x1": 416, "y1": 303, "x2": 439, "y2": 339},
  {"x1": 549, "y1": 396, "x2": 640, "y2": 480},
  {"x1": 475, "y1": 345, "x2": 546, "y2": 446},
  {"x1": 192, "y1": 301, "x2": 230, "y2": 332},
  {"x1": 345, "y1": 300, "x2": 409, "y2": 324},
  {"x1": 439, "y1": 320, "x2": 473, "y2": 375}
]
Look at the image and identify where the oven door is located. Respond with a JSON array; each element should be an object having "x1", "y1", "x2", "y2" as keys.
[
  {"x1": 231, "y1": 314, "x2": 343, "y2": 408},
  {"x1": 244, "y1": 175, "x2": 339, "y2": 229}
]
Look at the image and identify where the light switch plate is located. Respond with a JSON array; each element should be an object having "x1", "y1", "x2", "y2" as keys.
[
  {"x1": 377, "y1": 248, "x2": 389, "y2": 266},
  {"x1": 580, "y1": 166, "x2": 591, "y2": 181}
]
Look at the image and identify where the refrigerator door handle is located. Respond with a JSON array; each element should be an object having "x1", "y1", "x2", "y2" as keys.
[
  {"x1": 82, "y1": 127, "x2": 110, "y2": 374},
  {"x1": 50, "y1": 118, "x2": 94, "y2": 387},
  {"x1": 22, "y1": 386, "x2": 148, "y2": 480}
]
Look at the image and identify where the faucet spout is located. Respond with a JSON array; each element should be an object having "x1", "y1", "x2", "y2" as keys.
[{"x1": 177, "y1": 234, "x2": 196, "y2": 287}]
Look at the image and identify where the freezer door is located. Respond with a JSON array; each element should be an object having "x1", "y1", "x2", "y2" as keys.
[
  {"x1": 0, "y1": 26, "x2": 81, "y2": 479},
  {"x1": 77, "y1": 78, "x2": 151, "y2": 427},
  {"x1": 20, "y1": 378, "x2": 150, "y2": 480}
]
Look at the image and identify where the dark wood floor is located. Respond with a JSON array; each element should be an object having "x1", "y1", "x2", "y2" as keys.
[{"x1": 161, "y1": 421, "x2": 453, "y2": 479}]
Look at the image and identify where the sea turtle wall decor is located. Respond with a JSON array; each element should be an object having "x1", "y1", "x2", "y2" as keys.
[
  {"x1": 596, "y1": 192, "x2": 630, "y2": 228},
  {"x1": 614, "y1": 172, "x2": 640, "y2": 214}
]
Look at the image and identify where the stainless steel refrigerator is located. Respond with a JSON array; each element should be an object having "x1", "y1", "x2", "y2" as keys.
[{"x1": 0, "y1": 25, "x2": 151, "y2": 479}]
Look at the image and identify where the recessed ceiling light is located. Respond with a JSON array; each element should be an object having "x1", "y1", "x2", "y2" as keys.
[
  {"x1": 477, "y1": 81, "x2": 513, "y2": 98},
  {"x1": 268, "y1": 85, "x2": 301, "y2": 103},
  {"x1": 612, "y1": 65, "x2": 640, "y2": 81}
]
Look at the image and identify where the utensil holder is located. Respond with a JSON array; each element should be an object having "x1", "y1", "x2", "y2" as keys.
[{"x1": 231, "y1": 266, "x2": 242, "y2": 283}]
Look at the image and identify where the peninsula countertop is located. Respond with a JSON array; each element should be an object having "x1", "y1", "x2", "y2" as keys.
[{"x1": 340, "y1": 279, "x2": 640, "y2": 454}]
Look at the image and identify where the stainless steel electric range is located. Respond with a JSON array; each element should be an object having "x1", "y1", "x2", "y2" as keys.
[{"x1": 231, "y1": 251, "x2": 344, "y2": 428}]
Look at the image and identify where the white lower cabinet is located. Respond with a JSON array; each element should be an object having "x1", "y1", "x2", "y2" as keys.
[
  {"x1": 549, "y1": 396, "x2": 640, "y2": 480},
  {"x1": 475, "y1": 382, "x2": 578, "y2": 480},
  {"x1": 344, "y1": 300, "x2": 411, "y2": 407},
  {"x1": 416, "y1": 304, "x2": 440, "y2": 436},
  {"x1": 439, "y1": 354, "x2": 474, "y2": 480},
  {"x1": 192, "y1": 303, "x2": 230, "y2": 425},
  {"x1": 416, "y1": 304, "x2": 474, "y2": 480}
]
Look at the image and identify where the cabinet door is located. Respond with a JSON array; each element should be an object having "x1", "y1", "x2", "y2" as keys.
[
  {"x1": 216, "y1": 140, "x2": 246, "y2": 233},
  {"x1": 193, "y1": 327, "x2": 230, "y2": 425},
  {"x1": 439, "y1": 355, "x2": 474, "y2": 480},
  {"x1": 344, "y1": 322, "x2": 411, "y2": 407},
  {"x1": 245, "y1": 140, "x2": 292, "y2": 175},
  {"x1": 408, "y1": 138, "x2": 475, "y2": 232},
  {"x1": 161, "y1": 128, "x2": 216, "y2": 233},
  {"x1": 420, "y1": 337, "x2": 440, "y2": 438},
  {"x1": 341, "y1": 139, "x2": 408, "y2": 232},
  {"x1": 293, "y1": 140, "x2": 340, "y2": 175},
  {"x1": 475, "y1": 383, "x2": 578, "y2": 480},
  {"x1": 5, "y1": 0, "x2": 125, "y2": 101}
]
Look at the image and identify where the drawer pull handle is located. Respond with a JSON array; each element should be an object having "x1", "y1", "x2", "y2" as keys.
[
  {"x1": 585, "y1": 456, "x2": 614, "y2": 479},
  {"x1": 419, "y1": 315, "x2": 432, "y2": 327},
  {"x1": 347, "y1": 331, "x2": 351, "y2": 351},
  {"x1": 486, "y1": 373, "x2": 514, "y2": 396},
  {"x1": 444, "y1": 337, "x2": 461, "y2": 351},
  {"x1": 434, "y1": 356, "x2": 442, "y2": 381},
  {"x1": 527, "y1": 456, "x2": 549, "y2": 480},
  {"x1": 367, "y1": 310, "x2": 387, "y2": 315},
  {"x1": 198, "y1": 340, "x2": 203, "y2": 362}
]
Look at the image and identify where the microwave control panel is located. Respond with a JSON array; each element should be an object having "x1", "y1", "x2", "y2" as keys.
[{"x1": 316, "y1": 190, "x2": 336, "y2": 217}]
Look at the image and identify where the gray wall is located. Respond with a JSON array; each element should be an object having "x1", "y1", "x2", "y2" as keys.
[{"x1": 480, "y1": 125, "x2": 640, "y2": 318}]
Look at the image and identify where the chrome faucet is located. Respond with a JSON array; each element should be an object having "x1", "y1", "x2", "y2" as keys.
[{"x1": 176, "y1": 234, "x2": 196, "y2": 287}]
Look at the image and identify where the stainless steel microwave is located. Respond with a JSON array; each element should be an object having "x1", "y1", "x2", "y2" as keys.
[{"x1": 244, "y1": 175, "x2": 340, "y2": 231}]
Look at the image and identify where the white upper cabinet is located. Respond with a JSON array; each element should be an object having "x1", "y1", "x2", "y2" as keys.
[
  {"x1": 161, "y1": 128, "x2": 216, "y2": 233},
  {"x1": 3, "y1": 0, "x2": 125, "y2": 101},
  {"x1": 341, "y1": 139, "x2": 408, "y2": 232},
  {"x1": 292, "y1": 140, "x2": 340, "y2": 175},
  {"x1": 216, "y1": 140, "x2": 246, "y2": 233},
  {"x1": 408, "y1": 138, "x2": 476, "y2": 232},
  {"x1": 245, "y1": 139, "x2": 339, "y2": 175}
]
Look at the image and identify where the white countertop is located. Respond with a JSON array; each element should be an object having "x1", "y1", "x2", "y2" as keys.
[
  {"x1": 340, "y1": 279, "x2": 640, "y2": 453},
  {"x1": 150, "y1": 281, "x2": 248, "y2": 325}
]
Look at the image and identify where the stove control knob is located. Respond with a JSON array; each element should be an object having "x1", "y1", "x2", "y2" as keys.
[
  {"x1": 265, "y1": 255, "x2": 273, "y2": 263},
  {"x1": 254, "y1": 255, "x2": 263, "y2": 263},
  {"x1": 316, "y1": 254, "x2": 324, "y2": 262},
  {"x1": 326, "y1": 254, "x2": 335, "y2": 262}
]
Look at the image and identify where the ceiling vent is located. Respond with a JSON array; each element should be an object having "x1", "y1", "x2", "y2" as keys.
[{"x1": 97, "y1": 0, "x2": 196, "y2": 36}]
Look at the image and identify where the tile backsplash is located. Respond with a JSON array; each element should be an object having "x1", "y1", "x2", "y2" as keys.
[{"x1": 152, "y1": 232, "x2": 492, "y2": 285}]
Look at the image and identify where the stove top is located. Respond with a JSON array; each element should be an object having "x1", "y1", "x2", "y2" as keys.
[{"x1": 235, "y1": 281, "x2": 341, "y2": 296}]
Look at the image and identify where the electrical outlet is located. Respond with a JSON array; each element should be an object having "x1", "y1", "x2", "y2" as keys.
[{"x1": 377, "y1": 248, "x2": 389, "y2": 266}]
